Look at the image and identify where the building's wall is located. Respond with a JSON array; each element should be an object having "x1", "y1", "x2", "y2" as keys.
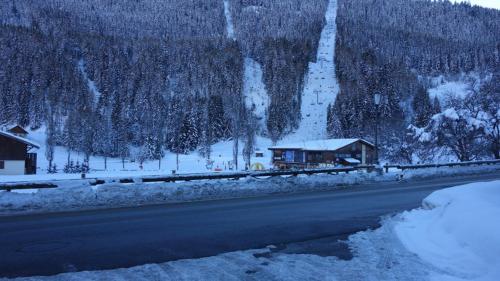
[
  {"x1": 0, "y1": 160, "x2": 26, "y2": 175},
  {"x1": 0, "y1": 135, "x2": 27, "y2": 160},
  {"x1": 270, "y1": 140, "x2": 376, "y2": 168}
]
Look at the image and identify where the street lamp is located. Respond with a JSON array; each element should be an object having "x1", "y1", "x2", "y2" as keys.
[{"x1": 374, "y1": 93, "x2": 381, "y2": 165}]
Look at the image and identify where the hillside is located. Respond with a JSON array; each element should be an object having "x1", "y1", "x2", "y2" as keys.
[{"x1": 0, "y1": 0, "x2": 498, "y2": 173}]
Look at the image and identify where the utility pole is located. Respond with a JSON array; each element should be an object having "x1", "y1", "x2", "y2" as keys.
[{"x1": 374, "y1": 93, "x2": 381, "y2": 165}]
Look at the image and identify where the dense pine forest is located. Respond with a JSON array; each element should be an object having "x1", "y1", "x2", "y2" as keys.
[
  {"x1": 0, "y1": 0, "x2": 499, "y2": 167},
  {"x1": 330, "y1": 0, "x2": 499, "y2": 162}
]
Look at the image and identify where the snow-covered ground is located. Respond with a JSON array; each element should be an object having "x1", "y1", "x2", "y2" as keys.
[
  {"x1": 424, "y1": 73, "x2": 487, "y2": 106},
  {"x1": 286, "y1": 0, "x2": 340, "y2": 142},
  {"x1": 1, "y1": 128, "x2": 273, "y2": 181},
  {"x1": 396, "y1": 180, "x2": 500, "y2": 281},
  {"x1": 9, "y1": 180, "x2": 500, "y2": 281}
]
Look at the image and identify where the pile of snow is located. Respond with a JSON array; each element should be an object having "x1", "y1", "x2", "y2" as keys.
[
  {"x1": 395, "y1": 180, "x2": 500, "y2": 281},
  {"x1": 12, "y1": 180, "x2": 500, "y2": 280}
]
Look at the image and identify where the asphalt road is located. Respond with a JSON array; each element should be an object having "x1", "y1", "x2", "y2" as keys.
[{"x1": 0, "y1": 172, "x2": 499, "y2": 278}]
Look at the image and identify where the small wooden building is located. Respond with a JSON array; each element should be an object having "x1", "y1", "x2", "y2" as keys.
[
  {"x1": 269, "y1": 139, "x2": 375, "y2": 169},
  {"x1": 0, "y1": 129, "x2": 39, "y2": 175}
]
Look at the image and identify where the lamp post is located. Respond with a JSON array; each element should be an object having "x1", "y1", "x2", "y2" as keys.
[{"x1": 374, "y1": 93, "x2": 381, "y2": 165}]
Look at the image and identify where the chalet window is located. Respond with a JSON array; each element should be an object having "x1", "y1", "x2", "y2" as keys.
[
  {"x1": 273, "y1": 150, "x2": 283, "y2": 160},
  {"x1": 338, "y1": 153, "x2": 351, "y2": 158},
  {"x1": 0, "y1": 160, "x2": 4, "y2": 169},
  {"x1": 307, "y1": 152, "x2": 323, "y2": 162}
]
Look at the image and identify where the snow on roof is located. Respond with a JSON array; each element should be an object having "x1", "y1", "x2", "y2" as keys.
[
  {"x1": 269, "y1": 138, "x2": 373, "y2": 151},
  {"x1": 0, "y1": 130, "x2": 40, "y2": 149}
]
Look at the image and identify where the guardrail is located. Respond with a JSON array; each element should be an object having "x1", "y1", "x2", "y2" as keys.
[
  {"x1": 2, "y1": 159, "x2": 499, "y2": 191},
  {"x1": 0, "y1": 165, "x2": 375, "y2": 191},
  {"x1": 383, "y1": 159, "x2": 500, "y2": 173},
  {"x1": 94, "y1": 165, "x2": 376, "y2": 185},
  {"x1": 0, "y1": 183, "x2": 57, "y2": 192}
]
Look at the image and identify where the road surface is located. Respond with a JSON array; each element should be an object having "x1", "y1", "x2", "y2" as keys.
[{"x1": 0, "y1": 172, "x2": 499, "y2": 278}]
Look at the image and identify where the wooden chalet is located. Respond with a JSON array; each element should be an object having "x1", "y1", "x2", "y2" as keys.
[
  {"x1": 8, "y1": 125, "x2": 29, "y2": 137},
  {"x1": 269, "y1": 138, "x2": 375, "y2": 169},
  {"x1": 0, "y1": 127, "x2": 40, "y2": 175}
]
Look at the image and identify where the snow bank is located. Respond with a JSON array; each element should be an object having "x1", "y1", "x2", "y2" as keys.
[
  {"x1": 400, "y1": 164, "x2": 500, "y2": 180},
  {"x1": 0, "y1": 172, "x2": 382, "y2": 215},
  {"x1": 395, "y1": 180, "x2": 500, "y2": 281},
  {"x1": 1, "y1": 163, "x2": 499, "y2": 216}
]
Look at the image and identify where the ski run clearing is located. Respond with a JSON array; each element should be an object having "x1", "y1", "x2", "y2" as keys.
[
  {"x1": 7, "y1": 180, "x2": 500, "y2": 281},
  {"x1": 286, "y1": 0, "x2": 340, "y2": 142}
]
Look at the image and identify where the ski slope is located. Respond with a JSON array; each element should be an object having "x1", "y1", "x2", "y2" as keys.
[
  {"x1": 285, "y1": 0, "x2": 340, "y2": 142},
  {"x1": 224, "y1": 0, "x2": 269, "y2": 131},
  {"x1": 223, "y1": 0, "x2": 236, "y2": 40},
  {"x1": 243, "y1": 58, "x2": 269, "y2": 131}
]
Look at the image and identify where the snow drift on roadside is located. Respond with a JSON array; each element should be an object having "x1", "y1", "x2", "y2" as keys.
[{"x1": 395, "y1": 180, "x2": 500, "y2": 281}]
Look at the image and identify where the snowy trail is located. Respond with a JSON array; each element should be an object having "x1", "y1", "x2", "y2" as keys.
[
  {"x1": 224, "y1": 0, "x2": 269, "y2": 131},
  {"x1": 285, "y1": 0, "x2": 339, "y2": 142},
  {"x1": 78, "y1": 59, "x2": 101, "y2": 107},
  {"x1": 243, "y1": 58, "x2": 269, "y2": 130},
  {"x1": 223, "y1": 0, "x2": 236, "y2": 40}
]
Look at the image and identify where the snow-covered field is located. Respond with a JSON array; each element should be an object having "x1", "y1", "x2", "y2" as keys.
[
  {"x1": 9, "y1": 180, "x2": 500, "y2": 281},
  {"x1": 1, "y1": 128, "x2": 274, "y2": 182}
]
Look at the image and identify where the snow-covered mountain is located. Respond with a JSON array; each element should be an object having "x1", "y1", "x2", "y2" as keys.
[{"x1": 0, "y1": 0, "x2": 498, "y2": 173}]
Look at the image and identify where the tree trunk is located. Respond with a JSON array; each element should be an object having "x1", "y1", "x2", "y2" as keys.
[
  {"x1": 233, "y1": 138, "x2": 238, "y2": 170},
  {"x1": 176, "y1": 153, "x2": 179, "y2": 171}
]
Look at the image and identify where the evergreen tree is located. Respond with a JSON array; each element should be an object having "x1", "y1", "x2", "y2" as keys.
[{"x1": 412, "y1": 87, "x2": 434, "y2": 127}]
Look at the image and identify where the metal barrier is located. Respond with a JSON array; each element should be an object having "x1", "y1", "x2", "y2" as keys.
[
  {"x1": 383, "y1": 159, "x2": 500, "y2": 173},
  {"x1": 2, "y1": 159, "x2": 498, "y2": 191},
  {"x1": 102, "y1": 165, "x2": 376, "y2": 185}
]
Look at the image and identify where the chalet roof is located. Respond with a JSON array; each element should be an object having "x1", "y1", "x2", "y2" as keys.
[
  {"x1": 0, "y1": 130, "x2": 40, "y2": 149},
  {"x1": 269, "y1": 138, "x2": 374, "y2": 151},
  {"x1": 8, "y1": 125, "x2": 28, "y2": 135}
]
